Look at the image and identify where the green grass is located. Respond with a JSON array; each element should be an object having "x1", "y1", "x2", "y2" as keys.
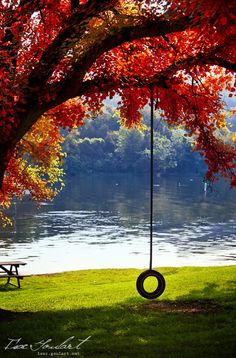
[{"x1": 0, "y1": 266, "x2": 235, "y2": 358}]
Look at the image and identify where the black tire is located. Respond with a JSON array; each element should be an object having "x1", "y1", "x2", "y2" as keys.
[{"x1": 136, "y1": 269, "x2": 165, "y2": 299}]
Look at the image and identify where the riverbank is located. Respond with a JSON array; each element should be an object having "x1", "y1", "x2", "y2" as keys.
[{"x1": 0, "y1": 266, "x2": 235, "y2": 357}]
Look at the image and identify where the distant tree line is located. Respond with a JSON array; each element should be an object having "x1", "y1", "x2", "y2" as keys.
[{"x1": 62, "y1": 105, "x2": 206, "y2": 176}]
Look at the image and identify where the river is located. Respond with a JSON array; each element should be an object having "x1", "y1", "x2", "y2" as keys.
[{"x1": 0, "y1": 174, "x2": 235, "y2": 274}]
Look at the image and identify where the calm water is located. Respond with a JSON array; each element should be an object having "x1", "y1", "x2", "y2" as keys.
[{"x1": 0, "y1": 174, "x2": 235, "y2": 274}]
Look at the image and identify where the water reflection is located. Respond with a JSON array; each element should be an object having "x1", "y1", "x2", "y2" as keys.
[{"x1": 0, "y1": 174, "x2": 235, "y2": 273}]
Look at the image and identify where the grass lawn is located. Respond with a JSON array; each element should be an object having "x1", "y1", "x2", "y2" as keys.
[{"x1": 0, "y1": 266, "x2": 235, "y2": 358}]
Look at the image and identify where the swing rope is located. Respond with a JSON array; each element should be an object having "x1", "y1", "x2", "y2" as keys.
[
  {"x1": 149, "y1": 84, "x2": 154, "y2": 270},
  {"x1": 136, "y1": 85, "x2": 165, "y2": 300}
]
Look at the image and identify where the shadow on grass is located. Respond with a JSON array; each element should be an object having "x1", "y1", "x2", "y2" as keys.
[
  {"x1": 176, "y1": 280, "x2": 236, "y2": 304},
  {"x1": 0, "y1": 305, "x2": 235, "y2": 357},
  {"x1": 0, "y1": 285, "x2": 19, "y2": 292},
  {"x1": 0, "y1": 277, "x2": 235, "y2": 357}
]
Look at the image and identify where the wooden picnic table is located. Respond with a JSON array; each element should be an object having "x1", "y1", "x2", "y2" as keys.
[{"x1": 0, "y1": 261, "x2": 28, "y2": 288}]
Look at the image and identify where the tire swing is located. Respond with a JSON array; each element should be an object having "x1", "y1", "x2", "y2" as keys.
[{"x1": 136, "y1": 85, "x2": 166, "y2": 300}]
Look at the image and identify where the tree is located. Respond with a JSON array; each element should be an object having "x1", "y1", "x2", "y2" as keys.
[
  {"x1": 0, "y1": 0, "x2": 236, "y2": 224},
  {"x1": 62, "y1": 106, "x2": 204, "y2": 174}
]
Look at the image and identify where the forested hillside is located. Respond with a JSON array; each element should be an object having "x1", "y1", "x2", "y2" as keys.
[{"x1": 63, "y1": 105, "x2": 206, "y2": 176}]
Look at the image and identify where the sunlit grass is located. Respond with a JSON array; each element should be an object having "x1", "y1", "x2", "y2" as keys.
[{"x1": 0, "y1": 266, "x2": 235, "y2": 357}]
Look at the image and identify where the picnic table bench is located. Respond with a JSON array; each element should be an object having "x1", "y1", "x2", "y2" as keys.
[{"x1": 0, "y1": 261, "x2": 29, "y2": 288}]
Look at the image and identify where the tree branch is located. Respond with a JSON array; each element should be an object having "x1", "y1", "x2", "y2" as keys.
[
  {"x1": 56, "y1": 45, "x2": 236, "y2": 101},
  {"x1": 6, "y1": 7, "x2": 236, "y2": 164},
  {"x1": 53, "y1": 15, "x2": 193, "y2": 105},
  {"x1": 26, "y1": 0, "x2": 118, "y2": 95}
]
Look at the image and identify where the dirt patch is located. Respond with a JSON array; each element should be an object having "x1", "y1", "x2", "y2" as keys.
[
  {"x1": 0, "y1": 309, "x2": 32, "y2": 322},
  {"x1": 144, "y1": 300, "x2": 226, "y2": 314}
]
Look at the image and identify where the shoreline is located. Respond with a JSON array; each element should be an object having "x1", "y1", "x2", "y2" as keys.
[{"x1": 32, "y1": 264, "x2": 236, "y2": 276}]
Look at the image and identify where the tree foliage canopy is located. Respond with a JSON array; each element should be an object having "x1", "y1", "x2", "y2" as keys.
[
  {"x1": 63, "y1": 106, "x2": 205, "y2": 174},
  {"x1": 0, "y1": 0, "x2": 236, "y2": 224}
]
